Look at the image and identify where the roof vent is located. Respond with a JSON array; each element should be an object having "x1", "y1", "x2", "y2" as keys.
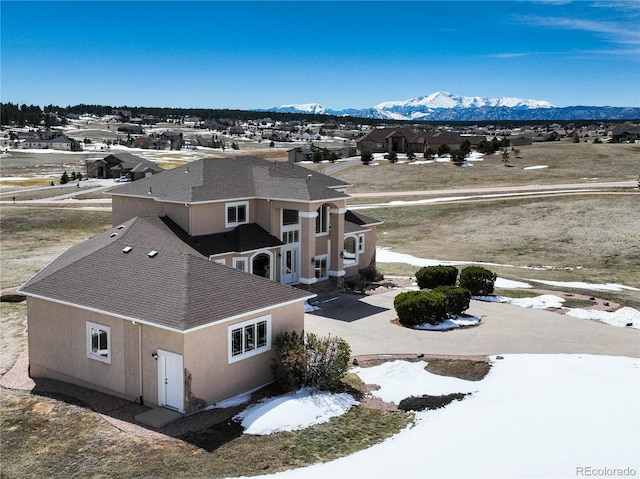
[
  {"x1": 147, "y1": 187, "x2": 152, "y2": 195},
  {"x1": 117, "y1": 225, "x2": 125, "y2": 230},
  {"x1": 110, "y1": 233, "x2": 118, "y2": 238},
  {"x1": 185, "y1": 165, "x2": 189, "y2": 173},
  {"x1": 122, "y1": 246, "x2": 132, "y2": 254},
  {"x1": 148, "y1": 250, "x2": 158, "y2": 258},
  {"x1": 307, "y1": 174, "x2": 312, "y2": 181}
]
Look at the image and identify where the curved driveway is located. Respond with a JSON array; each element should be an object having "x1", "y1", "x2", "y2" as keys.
[{"x1": 305, "y1": 290, "x2": 640, "y2": 357}]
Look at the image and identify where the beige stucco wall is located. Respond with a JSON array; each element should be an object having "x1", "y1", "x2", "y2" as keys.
[
  {"x1": 140, "y1": 324, "x2": 184, "y2": 408},
  {"x1": 183, "y1": 301, "x2": 304, "y2": 406},
  {"x1": 27, "y1": 298, "x2": 133, "y2": 399},
  {"x1": 163, "y1": 203, "x2": 191, "y2": 234},
  {"x1": 111, "y1": 196, "x2": 164, "y2": 226}
]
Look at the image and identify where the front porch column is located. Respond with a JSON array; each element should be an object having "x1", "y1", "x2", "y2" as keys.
[
  {"x1": 298, "y1": 210, "x2": 317, "y2": 285},
  {"x1": 328, "y1": 206, "x2": 345, "y2": 288}
]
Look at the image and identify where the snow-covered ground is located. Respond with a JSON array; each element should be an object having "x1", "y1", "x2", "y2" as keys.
[{"x1": 232, "y1": 355, "x2": 639, "y2": 479}]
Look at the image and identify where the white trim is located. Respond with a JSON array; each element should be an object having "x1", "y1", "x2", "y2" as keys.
[
  {"x1": 232, "y1": 257, "x2": 248, "y2": 272},
  {"x1": 358, "y1": 234, "x2": 365, "y2": 254},
  {"x1": 225, "y1": 201, "x2": 249, "y2": 228},
  {"x1": 298, "y1": 276, "x2": 318, "y2": 285},
  {"x1": 157, "y1": 349, "x2": 184, "y2": 412},
  {"x1": 110, "y1": 194, "x2": 347, "y2": 205},
  {"x1": 86, "y1": 321, "x2": 111, "y2": 364},
  {"x1": 20, "y1": 291, "x2": 315, "y2": 334},
  {"x1": 249, "y1": 250, "x2": 274, "y2": 280},
  {"x1": 298, "y1": 211, "x2": 318, "y2": 219},
  {"x1": 328, "y1": 270, "x2": 346, "y2": 277},
  {"x1": 228, "y1": 315, "x2": 272, "y2": 364},
  {"x1": 313, "y1": 254, "x2": 329, "y2": 281},
  {"x1": 329, "y1": 207, "x2": 347, "y2": 214}
]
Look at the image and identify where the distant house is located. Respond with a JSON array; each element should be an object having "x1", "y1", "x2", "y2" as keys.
[
  {"x1": 159, "y1": 131, "x2": 184, "y2": 150},
  {"x1": 85, "y1": 153, "x2": 164, "y2": 180},
  {"x1": 288, "y1": 146, "x2": 320, "y2": 162},
  {"x1": 118, "y1": 124, "x2": 144, "y2": 135},
  {"x1": 356, "y1": 127, "x2": 462, "y2": 154},
  {"x1": 608, "y1": 125, "x2": 640, "y2": 143},
  {"x1": 21, "y1": 134, "x2": 82, "y2": 151},
  {"x1": 229, "y1": 126, "x2": 245, "y2": 136}
]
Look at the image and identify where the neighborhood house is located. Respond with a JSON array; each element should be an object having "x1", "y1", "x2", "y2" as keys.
[{"x1": 18, "y1": 156, "x2": 380, "y2": 415}]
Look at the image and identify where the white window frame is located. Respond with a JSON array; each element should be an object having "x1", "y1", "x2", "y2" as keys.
[
  {"x1": 315, "y1": 205, "x2": 329, "y2": 235},
  {"x1": 343, "y1": 235, "x2": 358, "y2": 267},
  {"x1": 233, "y1": 257, "x2": 248, "y2": 272},
  {"x1": 314, "y1": 255, "x2": 328, "y2": 280},
  {"x1": 226, "y1": 201, "x2": 249, "y2": 228},
  {"x1": 358, "y1": 234, "x2": 365, "y2": 253},
  {"x1": 86, "y1": 321, "x2": 111, "y2": 364},
  {"x1": 228, "y1": 315, "x2": 271, "y2": 363}
]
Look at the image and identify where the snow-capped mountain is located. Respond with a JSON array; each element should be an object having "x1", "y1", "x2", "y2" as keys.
[
  {"x1": 374, "y1": 91, "x2": 554, "y2": 111},
  {"x1": 268, "y1": 103, "x2": 327, "y2": 115},
  {"x1": 259, "y1": 92, "x2": 639, "y2": 121}
]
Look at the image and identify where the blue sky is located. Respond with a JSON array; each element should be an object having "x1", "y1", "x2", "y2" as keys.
[{"x1": 2, "y1": 1, "x2": 639, "y2": 109}]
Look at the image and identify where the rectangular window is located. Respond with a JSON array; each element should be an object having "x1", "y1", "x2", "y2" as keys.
[
  {"x1": 358, "y1": 234, "x2": 365, "y2": 253},
  {"x1": 228, "y1": 316, "x2": 271, "y2": 363},
  {"x1": 233, "y1": 258, "x2": 247, "y2": 272},
  {"x1": 314, "y1": 256, "x2": 328, "y2": 279},
  {"x1": 282, "y1": 209, "x2": 299, "y2": 226},
  {"x1": 226, "y1": 201, "x2": 249, "y2": 227},
  {"x1": 282, "y1": 230, "x2": 299, "y2": 244},
  {"x1": 86, "y1": 322, "x2": 111, "y2": 364},
  {"x1": 316, "y1": 205, "x2": 329, "y2": 234}
]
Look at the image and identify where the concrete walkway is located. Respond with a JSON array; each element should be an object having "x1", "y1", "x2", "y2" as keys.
[{"x1": 305, "y1": 291, "x2": 640, "y2": 357}]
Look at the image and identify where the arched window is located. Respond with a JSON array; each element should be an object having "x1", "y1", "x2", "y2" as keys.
[{"x1": 251, "y1": 252, "x2": 272, "y2": 280}]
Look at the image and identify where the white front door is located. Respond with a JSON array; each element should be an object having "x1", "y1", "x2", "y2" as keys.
[
  {"x1": 157, "y1": 350, "x2": 184, "y2": 412},
  {"x1": 282, "y1": 246, "x2": 299, "y2": 284}
]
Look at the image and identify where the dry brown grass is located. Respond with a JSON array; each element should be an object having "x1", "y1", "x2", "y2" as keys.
[
  {"x1": 333, "y1": 142, "x2": 639, "y2": 193},
  {"x1": 369, "y1": 194, "x2": 640, "y2": 306}
]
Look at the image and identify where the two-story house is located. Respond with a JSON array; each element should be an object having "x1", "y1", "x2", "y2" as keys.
[
  {"x1": 17, "y1": 156, "x2": 380, "y2": 416},
  {"x1": 109, "y1": 156, "x2": 381, "y2": 291}
]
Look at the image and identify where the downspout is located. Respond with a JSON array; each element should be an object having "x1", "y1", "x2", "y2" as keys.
[{"x1": 137, "y1": 322, "x2": 143, "y2": 405}]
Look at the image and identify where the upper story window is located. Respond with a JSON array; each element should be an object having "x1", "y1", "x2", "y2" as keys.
[
  {"x1": 86, "y1": 321, "x2": 111, "y2": 364},
  {"x1": 282, "y1": 209, "x2": 299, "y2": 226},
  {"x1": 316, "y1": 205, "x2": 329, "y2": 234},
  {"x1": 226, "y1": 201, "x2": 248, "y2": 228},
  {"x1": 233, "y1": 257, "x2": 248, "y2": 272}
]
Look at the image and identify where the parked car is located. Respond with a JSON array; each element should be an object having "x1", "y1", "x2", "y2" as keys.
[{"x1": 115, "y1": 176, "x2": 132, "y2": 182}]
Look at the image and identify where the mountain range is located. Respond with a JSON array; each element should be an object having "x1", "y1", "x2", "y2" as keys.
[{"x1": 261, "y1": 92, "x2": 640, "y2": 121}]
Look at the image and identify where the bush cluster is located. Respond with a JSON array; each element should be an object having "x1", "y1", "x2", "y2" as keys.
[
  {"x1": 271, "y1": 332, "x2": 351, "y2": 392},
  {"x1": 415, "y1": 265, "x2": 458, "y2": 289},
  {"x1": 394, "y1": 265, "x2": 497, "y2": 326}
]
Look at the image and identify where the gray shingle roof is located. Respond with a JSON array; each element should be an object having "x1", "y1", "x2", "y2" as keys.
[
  {"x1": 109, "y1": 156, "x2": 350, "y2": 203},
  {"x1": 19, "y1": 216, "x2": 313, "y2": 332}
]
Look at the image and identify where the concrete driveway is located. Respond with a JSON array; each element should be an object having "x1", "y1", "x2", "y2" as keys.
[{"x1": 305, "y1": 291, "x2": 640, "y2": 357}]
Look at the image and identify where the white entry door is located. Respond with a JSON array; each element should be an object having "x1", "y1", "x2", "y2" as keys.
[
  {"x1": 157, "y1": 350, "x2": 184, "y2": 412},
  {"x1": 281, "y1": 246, "x2": 299, "y2": 284}
]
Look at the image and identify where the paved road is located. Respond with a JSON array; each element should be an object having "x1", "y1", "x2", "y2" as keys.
[
  {"x1": 349, "y1": 180, "x2": 637, "y2": 198},
  {"x1": 305, "y1": 291, "x2": 640, "y2": 357}
]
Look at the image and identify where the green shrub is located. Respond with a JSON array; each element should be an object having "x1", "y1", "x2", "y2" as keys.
[
  {"x1": 459, "y1": 266, "x2": 497, "y2": 296},
  {"x1": 393, "y1": 290, "x2": 448, "y2": 326},
  {"x1": 415, "y1": 265, "x2": 458, "y2": 289},
  {"x1": 433, "y1": 285, "x2": 471, "y2": 316},
  {"x1": 271, "y1": 332, "x2": 351, "y2": 392}
]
